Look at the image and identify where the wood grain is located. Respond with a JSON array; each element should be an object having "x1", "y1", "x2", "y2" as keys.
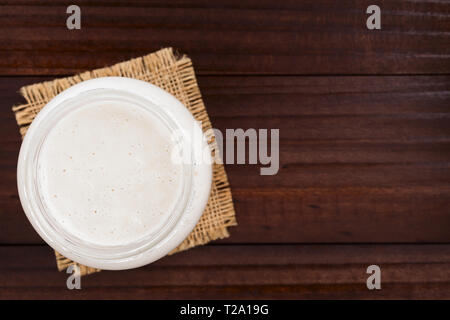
[
  {"x1": 0, "y1": 0, "x2": 449, "y2": 75},
  {"x1": 1, "y1": 75, "x2": 449, "y2": 244},
  {"x1": 1, "y1": 244, "x2": 449, "y2": 299},
  {"x1": 0, "y1": 1, "x2": 449, "y2": 299}
]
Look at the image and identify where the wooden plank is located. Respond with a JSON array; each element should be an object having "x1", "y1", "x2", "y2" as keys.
[
  {"x1": 0, "y1": 244, "x2": 449, "y2": 299},
  {"x1": 0, "y1": 1, "x2": 448, "y2": 75},
  {"x1": 0, "y1": 75, "x2": 449, "y2": 244}
]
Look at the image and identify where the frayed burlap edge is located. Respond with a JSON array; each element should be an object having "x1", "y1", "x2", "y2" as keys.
[{"x1": 12, "y1": 47, "x2": 237, "y2": 276}]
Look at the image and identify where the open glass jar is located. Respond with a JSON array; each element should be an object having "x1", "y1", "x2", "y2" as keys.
[{"x1": 17, "y1": 77, "x2": 212, "y2": 270}]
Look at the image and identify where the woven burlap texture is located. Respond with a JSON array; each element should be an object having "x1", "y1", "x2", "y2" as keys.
[{"x1": 12, "y1": 47, "x2": 237, "y2": 276}]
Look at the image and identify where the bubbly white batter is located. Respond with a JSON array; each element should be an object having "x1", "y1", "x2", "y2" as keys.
[{"x1": 37, "y1": 102, "x2": 183, "y2": 246}]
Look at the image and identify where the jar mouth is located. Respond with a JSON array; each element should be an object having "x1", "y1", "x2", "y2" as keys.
[
  {"x1": 33, "y1": 89, "x2": 192, "y2": 260},
  {"x1": 17, "y1": 77, "x2": 212, "y2": 269}
]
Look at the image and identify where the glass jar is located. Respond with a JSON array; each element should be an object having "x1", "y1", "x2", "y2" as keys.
[{"x1": 17, "y1": 77, "x2": 212, "y2": 270}]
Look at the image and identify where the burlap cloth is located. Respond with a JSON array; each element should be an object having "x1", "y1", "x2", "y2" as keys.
[{"x1": 12, "y1": 48, "x2": 236, "y2": 275}]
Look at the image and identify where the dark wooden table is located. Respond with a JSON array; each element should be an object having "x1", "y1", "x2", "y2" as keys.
[{"x1": 0, "y1": 0, "x2": 449, "y2": 299}]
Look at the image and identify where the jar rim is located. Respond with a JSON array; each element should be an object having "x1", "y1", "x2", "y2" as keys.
[{"x1": 17, "y1": 77, "x2": 212, "y2": 270}]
